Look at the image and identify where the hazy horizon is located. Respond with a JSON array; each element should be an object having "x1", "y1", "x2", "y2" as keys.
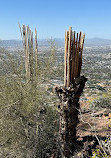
[{"x1": 1, "y1": 37, "x2": 111, "y2": 41}]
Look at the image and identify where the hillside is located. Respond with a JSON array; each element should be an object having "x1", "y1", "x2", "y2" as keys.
[{"x1": 0, "y1": 39, "x2": 111, "y2": 158}]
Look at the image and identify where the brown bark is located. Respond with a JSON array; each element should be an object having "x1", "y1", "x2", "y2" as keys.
[{"x1": 55, "y1": 76, "x2": 87, "y2": 157}]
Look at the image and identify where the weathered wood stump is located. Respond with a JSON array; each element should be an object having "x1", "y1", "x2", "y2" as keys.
[{"x1": 56, "y1": 76, "x2": 87, "y2": 157}]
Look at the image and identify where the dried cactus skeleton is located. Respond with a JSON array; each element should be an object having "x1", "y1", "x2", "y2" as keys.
[
  {"x1": 55, "y1": 27, "x2": 87, "y2": 157},
  {"x1": 19, "y1": 25, "x2": 38, "y2": 82}
]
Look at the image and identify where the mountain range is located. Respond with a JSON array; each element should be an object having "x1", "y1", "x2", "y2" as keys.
[{"x1": 0, "y1": 38, "x2": 111, "y2": 48}]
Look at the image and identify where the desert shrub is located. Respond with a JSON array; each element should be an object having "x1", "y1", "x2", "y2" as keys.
[
  {"x1": 90, "y1": 96, "x2": 111, "y2": 109},
  {"x1": 91, "y1": 136, "x2": 111, "y2": 158},
  {"x1": 0, "y1": 74, "x2": 59, "y2": 158},
  {"x1": 0, "y1": 41, "x2": 60, "y2": 157}
]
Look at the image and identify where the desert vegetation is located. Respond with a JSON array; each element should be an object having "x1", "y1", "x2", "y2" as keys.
[{"x1": 0, "y1": 27, "x2": 111, "y2": 158}]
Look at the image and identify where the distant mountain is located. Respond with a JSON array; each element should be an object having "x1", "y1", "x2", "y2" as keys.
[
  {"x1": 0, "y1": 38, "x2": 111, "y2": 48},
  {"x1": 35, "y1": 38, "x2": 64, "y2": 47},
  {"x1": 0, "y1": 38, "x2": 64, "y2": 48},
  {"x1": 0, "y1": 40, "x2": 22, "y2": 48},
  {"x1": 85, "y1": 38, "x2": 111, "y2": 47},
  {"x1": 38, "y1": 38, "x2": 111, "y2": 47}
]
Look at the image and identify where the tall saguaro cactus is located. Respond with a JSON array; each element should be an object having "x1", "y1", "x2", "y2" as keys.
[{"x1": 56, "y1": 27, "x2": 87, "y2": 157}]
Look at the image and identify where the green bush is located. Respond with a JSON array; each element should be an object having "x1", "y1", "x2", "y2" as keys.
[
  {"x1": 90, "y1": 96, "x2": 111, "y2": 109},
  {"x1": 0, "y1": 42, "x2": 60, "y2": 157},
  {"x1": 91, "y1": 136, "x2": 111, "y2": 158}
]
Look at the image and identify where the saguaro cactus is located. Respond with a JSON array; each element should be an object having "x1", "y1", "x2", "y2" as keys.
[
  {"x1": 19, "y1": 25, "x2": 38, "y2": 82},
  {"x1": 55, "y1": 27, "x2": 87, "y2": 157}
]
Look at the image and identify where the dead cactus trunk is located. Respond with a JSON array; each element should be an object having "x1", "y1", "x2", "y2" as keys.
[
  {"x1": 55, "y1": 27, "x2": 87, "y2": 157},
  {"x1": 55, "y1": 76, "x2": 87, "y2": 157},
  {"x1": 19, "y1": 25, "x2": 38, "y2": 82}
]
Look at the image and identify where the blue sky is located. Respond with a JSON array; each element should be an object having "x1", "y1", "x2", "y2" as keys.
[{"x1": 0, "y1": 0, "x2": 111, "y2": 40}]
